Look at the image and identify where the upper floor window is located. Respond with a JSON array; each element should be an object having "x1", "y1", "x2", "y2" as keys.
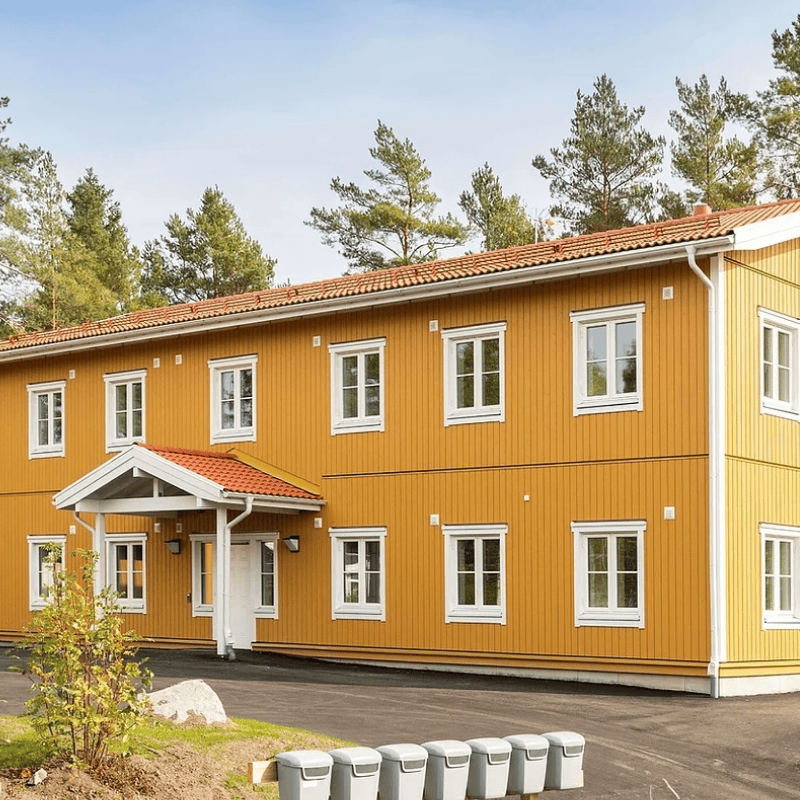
[
  {"x1": 208, "y1": 355, "x2": 257, "y2": 443},
  {"x1": 572, "y1": 520, "x2": 645, "y2": 627},
  {"x1": 759, "y1": 308, "x2": 799, "y2": 420},
  {"x1": 761, "y1": 523, "x2": 800, "y2": 629},
  {"x1": 106, "y1": 533, "x2": 146, "y2": 613},
  {"x1": 329, "y1": 338, "x2": 386, "y2": 434},
  {"x1": 104, "y1": 370, "x2": 146, "y2": 450},
  {"x1": 442, "y1": 323, "x2": 506, "y2": 426},
  {"x1": 28, "y1": 535, "x2": 65, "y2": 610},
  {"x1": 571, "y1": 304, "x2": 645, "y2": 415},
  {"x1": 330, "y1": 527, "x2": 386, "y2": 620},
  {"x1": 443, "y1": 524, "x2": 507, "y2": 624},
  {"x1": 28, "y1": 380, "x2": 66, "y2": 458}
]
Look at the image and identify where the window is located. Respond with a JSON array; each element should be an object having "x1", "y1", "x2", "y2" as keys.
[
  {"x1": 191, "y1": 536, "x2": 215, "y2": 616},
  {"x1": 28, "y1": 380, "x2": 66, "y2": 458},
  {"x1": 209, "y1": 355, "x2": 257, "y2": 443},
  {"x1": 106, "y1": 534, "x2": 146, "y2": 612},
  {"x1": 759, "y1": 309, "x2": 799, "y2": 420},
  {"x1": 255, "y1": 535, "x2": 279, "y2": 618},
  {"x1": 330, "y1": 528, "x2": 386, "y2": 620},
  {"x1": 104, "y1": 370, "x2": 146, "y2": 450},
  {"x1": 442, "y1": 323, "x2": 506, "y2": 426},
  {"x1": 329, "y1": 338, "x2": 386, "y2": 434},
  {"x1": 28, "y1": 535, "x2": 66, "y2": 610},
  {"x1": 443, "y1": 524, "x2": 507, "y2": 623},
  {"x1": 572, "y1": 520, "x2": 645, "y2": 627},
  {"x1": 571, "y1": 304, "x2": 645, "y2": 415},
  {"x1": 761, "y1": 523, "x2": 800, "y2": 628}
]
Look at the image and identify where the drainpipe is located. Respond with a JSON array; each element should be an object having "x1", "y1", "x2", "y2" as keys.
[
  {"x1": 73, "y1": 511, "x2": 105, "y2": 598},
  {"x1": 685, "y1": 245, "x2": 722, "y2": 698},
  {"x1": 222, "y1": 496, "x2": 254, "y2": 661}
]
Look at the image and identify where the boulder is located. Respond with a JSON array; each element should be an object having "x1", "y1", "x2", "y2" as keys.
[{"x1": 146, "y1": 679, "x2": 228, "y2": 724}]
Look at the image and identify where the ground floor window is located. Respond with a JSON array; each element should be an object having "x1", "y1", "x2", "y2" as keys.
[
  {"x1": 27, "y1": 535, "x2": 66, "y2": 610},
  {"x1": 572, "y1": 520, "x2": 645, "y2": 627},
  {"x1": 330, "y1": 527, "x2": 386, "y2": 620},
  {"x1": 191, "y1": 535, "x2": 215, "y2": 616},
  {"x1": 253, "y1": 535, "x2": 279, "y2": 618},
  {"x1": 106, "y1": 534, "x2": 146, "y2": 612},
  {"x1": 443, "y1": 524, "x2": 507, "y2": 624},
  {"x1": 762, "y1": 523, "x2": 800, "y2": 629}
]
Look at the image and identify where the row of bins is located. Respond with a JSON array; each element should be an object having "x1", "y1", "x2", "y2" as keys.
[{"x1": 275, "y1": 732, "x2": 584, "y2": 800}]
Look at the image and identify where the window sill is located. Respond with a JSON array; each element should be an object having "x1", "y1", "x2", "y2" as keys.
[
  {"x1": 331, "y1": 419, "x2": 384, "y2": 435},
  {"x1": 29, "y1": 449, "x2": 65, "y2": 459},
  {"x1": 576, "y1": 614, "x2": 644, "y2": 628},
  {"x1": 763, "y1": 616, "x2": 800, "y2": 630},
  {"x1": 444, "y1": 410, "x2": 504, "y2": 427},
  {"x1": 760, "y1": 403, "x2": 800, "y2": 422},
  {"x1": 211, "y1": 429, "x2": 256, "y2": 444},
  {"x1": 333, "y1": 607, "x2": 385, "y2": 621},
  {"x1": 254, "y1": 609, "x2": 277, "y2": 619},
  {"x1": 116, "y1": 605, "x2": 146, "y2": 614},
  {"x1": 574, "y1": 398, "x2": 642, "y2": 416},
  {"x1": 446, "y1": 611, "x2": 505, "y2": 624}
]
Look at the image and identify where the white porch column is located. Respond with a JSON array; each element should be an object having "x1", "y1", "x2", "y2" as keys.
[
  {"x1": 94, "y1": 513, "x2": 106, "y2": 598},
  {"x1": 214, "y1": 507, "x2": 228, "y2": 657}
]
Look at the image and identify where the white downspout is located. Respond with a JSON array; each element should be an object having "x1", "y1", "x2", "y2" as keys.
[
  {"x1": 686, "y1": 245, "x2": 723, "y2": 698},
  {"x1": 220, "y1": 497, "x2": 254, "y2": 661},
  {"x1": 73, "y1": 510, "x2": 105, "y2": 598}
]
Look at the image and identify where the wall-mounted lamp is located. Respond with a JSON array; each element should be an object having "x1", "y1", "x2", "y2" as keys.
[
  {"x1": 154, "y1": 522, "x2": 162, "y2": 533},
  {"x1": 283, "y1": 536, "x2": 300, "y2": 553},
  {"x1": 165, "y1": 539, "x2": 182, "y2": 555}
]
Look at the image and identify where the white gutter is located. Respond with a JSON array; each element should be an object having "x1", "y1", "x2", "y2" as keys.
[
  {"x1": 685, "y1": 245, "x2": 723, "y2": 698},
  {"x1": 221, "y1": 496, "x2": 254, "y2": 661},
  {"x1": 0, "y1": 236, "x2": 735, "y2": 364}
]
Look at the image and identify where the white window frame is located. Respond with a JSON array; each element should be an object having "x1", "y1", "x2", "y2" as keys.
[
  {"x1": 443, "y1": 524, "x2": 507, "y2": 624},
  {"x1": 442, "y1": 322, "x2": 506, "y2": 426},
  {"x1": 191, "y1": 534, "x2": 216, "y2": 617},
  {"x1": 572, "y1": 520, "x2": 645, "y2": 628},
  {"x1": 106, "y1": 533, "x2": 147, "y2": 613},
  {"x1": 759, "y1": 308, "x2": 800, "y2": 421},
  {"x1": 571, "y1": 303, "x2": 645, "y2": 416},
  {"x1": 28, "y1": 380, "x2": 66, "y2": 458},
  {"x1": 208, "y1": 355, "x2": 258, "y2": 443},
  {"x1": 104, "y1": 369, "x2": 146, "y2": 451},
  {"x1": 328, "y1": 338, "x2": 386, "y2": 435},
  {"x1": 761, "y1": 523, "x2": 800, "y2": 629},
  {"x1": 330, "y1": 527, "x2": 386, "y2": 620},
  {"x1": 251, "y1": 533, "x2": 279, "y2": 619},
  {"x1": 27, "y1": 535, "x2": 66, "y2": 610}
]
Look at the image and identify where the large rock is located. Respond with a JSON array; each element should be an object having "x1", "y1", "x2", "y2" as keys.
[{"x1": 146, "y1": 679, "x2": 228, "y2": 724}]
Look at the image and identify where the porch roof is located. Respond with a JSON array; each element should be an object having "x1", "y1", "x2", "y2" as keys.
[{"x1": 53, "y1": 443, "x2": 325, "y2": 516}]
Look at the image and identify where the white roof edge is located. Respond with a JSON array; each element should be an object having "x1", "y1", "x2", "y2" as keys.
[
  {"x1": 53, "y1": 445, "x2": 224, "y2": 510},
  {"x1": 6, "y1": 235, "x2": 735, "y2": 365},
  {"x1": 732, "y1": 211, "x2": 800, "y2": 250}
]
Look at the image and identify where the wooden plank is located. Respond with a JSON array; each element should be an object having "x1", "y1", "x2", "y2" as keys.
[{"x1": 248, "y1": 760, "x2": 277, "y2": 784}]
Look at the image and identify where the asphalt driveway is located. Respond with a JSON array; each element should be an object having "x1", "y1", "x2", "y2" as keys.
[{"x1": 2, "y1": 647, "x2": 799, "y2": 799}]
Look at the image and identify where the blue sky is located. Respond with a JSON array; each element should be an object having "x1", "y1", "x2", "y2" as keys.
[{"x1": 5, "y1": 1, "x2": 800, "y2": 284}]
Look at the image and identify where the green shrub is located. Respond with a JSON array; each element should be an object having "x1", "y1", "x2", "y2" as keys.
[{"x1": 17, "y1": 547, "x2": 153, "y2": 768}]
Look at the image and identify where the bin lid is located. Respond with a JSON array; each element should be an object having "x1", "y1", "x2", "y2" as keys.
[
  {"x1": 275, "y1": 750, "x2": 334, "y2": 769},
  {"x1": 377, "y1": 743, "x2": 429, "y2": 764},
  {"x1": 421, "y1": 740, "x2": 472, "y2": 759},
  {"x1": 328, "y1": 747, "x2": 383, "y2": 766},
  {"x1": 542, "y1": 732, "x2": 585, "y2": 750},
  {"x1": 465, "y1": 738, "x2": 512, "y2": 757},
  {"x1": 503, "y1": 734, "x2": 550, "y2": 760}
]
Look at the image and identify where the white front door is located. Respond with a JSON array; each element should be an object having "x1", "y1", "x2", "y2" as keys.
[{"x1": 229, "y1": 542, "x2": 255, "y2": 650}]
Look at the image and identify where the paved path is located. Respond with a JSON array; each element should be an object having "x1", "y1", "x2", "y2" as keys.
[{"x1": 2, "y1": 647, "x2": 799, "y2": 799}]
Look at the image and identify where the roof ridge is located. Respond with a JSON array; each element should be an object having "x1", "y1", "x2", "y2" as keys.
[{"x1": 141, "y1": 443, "x2": 235, "y2": 460}]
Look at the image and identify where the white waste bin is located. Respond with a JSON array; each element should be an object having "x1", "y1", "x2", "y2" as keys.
[
  {"x1": 420, "y1": 740, "x2": 471, "y2": 800},
  {"x1": 465, "y1": 738, "x2": 511, "y2": 800},
  {"x1": 328, "y1": 747, "x2": 382, "y2": 800},
  {"x1": 376, "y1": 743, "x2": 428, "y2": 800},
  {"x1": 503, "y1": 734, "x2": 550, "y2": 795},
  {"x1": 275, "y1": 750, "x2": 333, "y2": 800},
  {"x1": 543, "y1": 731, "x2": 585, "y2": 790}
]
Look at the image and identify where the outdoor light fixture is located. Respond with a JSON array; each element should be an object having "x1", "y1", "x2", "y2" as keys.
[
  {"x1": 165, "y1": 539, "x2": 182, "y2": 555},
  {"x1": 283, "y1": 536, "x2": 300, "y2": 553}
]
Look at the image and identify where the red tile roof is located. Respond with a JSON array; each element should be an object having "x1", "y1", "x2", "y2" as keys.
[
  {"x1": 140, "y1": 444, "x2": 321, "y2": 500},
  {"x1": 3, "y1": 199, "x2": 800, "y2": 354}
]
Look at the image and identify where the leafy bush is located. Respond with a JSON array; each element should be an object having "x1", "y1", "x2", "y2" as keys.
[{"x1": 17, "y1": 547, "x2": 152, "y2": 768}]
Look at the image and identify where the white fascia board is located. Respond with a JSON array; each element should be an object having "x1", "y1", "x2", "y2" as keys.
[
  {"x1": 732, "y1": 212, "x2": 800, "y2": 250},
  {"x1": 1, "y1": 237, "x2": 735, "y2": 365},
  {"x1": 53, "y1": 446, "x2": 224, "y2": 510},
  {"x1": 222, "y1": 491, "x2": 325, "y2": 512}
]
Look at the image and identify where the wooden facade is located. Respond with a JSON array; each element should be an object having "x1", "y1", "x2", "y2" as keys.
[{"x1": 3, "y1": 201, "x2": 800, "y2": 696}]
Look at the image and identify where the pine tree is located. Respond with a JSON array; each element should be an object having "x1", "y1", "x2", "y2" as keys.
[
  {"x1": 669, "y1": 75, "x2": 757, "y2": 209},
  {"x1": 459, "y1": 163, "x2": 539, "y2": 251},
  {"x1": 532, "y1": 75, "x2": 666, "y2": 233},
  {"x1": 307, "y1": 120, "x2": 468, "y2": 272},
  {"x1": 141, "y1": 187, "x2": 275, "y2": 306}
]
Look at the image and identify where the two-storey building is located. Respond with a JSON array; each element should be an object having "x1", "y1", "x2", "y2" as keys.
[{"x1": 3, "y1": 199, "x2": 800, "y2": 697}]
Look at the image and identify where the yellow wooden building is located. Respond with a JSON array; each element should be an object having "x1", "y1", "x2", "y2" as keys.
[{"x1": 2, "y1": 199, "x2": 800, "y2": 697}]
